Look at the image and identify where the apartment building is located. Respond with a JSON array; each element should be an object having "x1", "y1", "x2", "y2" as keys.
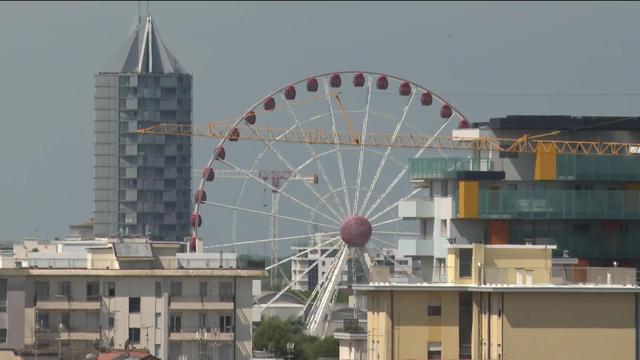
[
  {"x1": 94, "y1": 15, "x2": 192, "y2": 241},
  {"x1": 291, "y1": 233, "x2": 412, "y2": 291},
  {"x1": 398, "y1": 115, "x2": 640, "y2": 280},
  {"x1": 359, "y1": 243, "x2": 639, "y2": 360},
  {"x1": 0, "y1": 238, "x2": 265, "y2": 360}
]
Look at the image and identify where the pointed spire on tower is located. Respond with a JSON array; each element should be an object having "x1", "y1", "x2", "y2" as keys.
[{"x1": 101, "y1": 15, "x2": 186, "y2": 74}]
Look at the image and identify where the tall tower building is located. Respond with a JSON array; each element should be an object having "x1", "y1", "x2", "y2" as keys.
[{"x1": 93, "y1": 16, "x2": 192, "y2": 241}]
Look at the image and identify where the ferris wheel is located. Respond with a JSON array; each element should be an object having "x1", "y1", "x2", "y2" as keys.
[{"x1": 189, "y1": 71, "x2": 468, "y2": 336}]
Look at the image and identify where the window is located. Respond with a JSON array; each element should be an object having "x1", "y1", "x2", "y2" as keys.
[
  {"x1": 37, "y1": 312, "x2": 49, "y2": 330},
  {"x1": 170, "y1": 282, "x2": 182, "y2": 297},
  {"x1": 58, "y1": 281, "x2": 71, "y2": 298},
  {"x1": 87, "y1": 312, "x2": 99, "y2": 330},
  {"x1": 199, "y1": 312, "x2": 207, "y2": 328},
  {"x1": 219, "y1": 315, "x2": 232, "y2": 333},
  {"x1": 61, "y1": 312, "x2": 70, "y2": 330},
  {"x1": 0, "y1": 329, "x2": 6, "y2": 344},
  {"x1": 155, "y1": 282, "x2": 162, "y2": 298},
  {"x1": 440, "y1": 220, "x2": 448, "y2": 237},
  {"x1": 108, "y1": 315, "x2": 115, "y2": 329},
  {"x1": 427, "y1": 342, "x2": 442, "y2": 359},
  {"x1": 199, "y1": 282, "x2": 207, "y2": 298},
  {"x1": 169, "y1": 314, "x2": 181, "y2": 333},
  {"x1": 154, "y1": 344, "x2": 161, "y2": 358},
  {"x1": 35, "y1": 281, "x2": 49, "y2": 301},
  {"x1": 428, "y1": 298, "x2": 442, "y2": 316},
  {"x1": 0, "y1": 279, "x2": 6, "y2": 312},
  {"x1": 155, "y1": 313, "x2": 162, "y2": 329},
  {"x1": 128, "y1": 328, "x2": 141, "y2": 344},
  {"x1": 459, "y1": 249, "x2": 472, "y2": 278},
  {"x1": 105, "y1": 282, "x2": 116, "y2": 297},
  {"x1": 87, "y1": 281, "x2": 100, "y2": 301},
  {"x1": 129, "y1": 297, "x2": 141, "y2": 313},
  {"x1": 220, "y1": 282, "x2": 233, "y2": 302}
]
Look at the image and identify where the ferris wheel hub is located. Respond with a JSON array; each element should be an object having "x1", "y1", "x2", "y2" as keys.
[{"x1": 340, "y1": 215, "x2": 372, "y2": 247}]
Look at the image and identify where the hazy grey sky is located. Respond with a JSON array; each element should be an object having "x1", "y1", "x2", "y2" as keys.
[{"x1": 1, "y1": 1, "x2": 639, "y2": 241}]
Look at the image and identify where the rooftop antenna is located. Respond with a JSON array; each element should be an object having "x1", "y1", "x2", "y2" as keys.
[{"x1": 147, "y1": 0, "x2": 150, "y2": 16}]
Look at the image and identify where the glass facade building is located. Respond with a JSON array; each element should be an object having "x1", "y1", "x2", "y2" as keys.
[{"x1": 93, "y1": 16, "x2": 192, "y2": 240}]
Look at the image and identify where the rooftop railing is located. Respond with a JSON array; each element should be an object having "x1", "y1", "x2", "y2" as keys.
[
  {"x1": 409, "y1": 157, "x2": 493, "y2": 180},
  {"x1": 366, "y1": 265, "x2": 637, "y2": 287}
]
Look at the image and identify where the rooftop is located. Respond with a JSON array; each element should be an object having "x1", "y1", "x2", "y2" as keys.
[
  {"x1": 485, "y1": 115, "x2": 640, "y2": 131},
  {"x1": 102, "y1": 15, "x2": 187, "y2": 74}
]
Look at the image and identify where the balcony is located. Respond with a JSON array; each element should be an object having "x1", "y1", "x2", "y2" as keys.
[
  {"x1": 557, "y1": 154, "x2": 640, "y2": 181},
  {"x1": 34, "y1": 295, "x2": 102, "y2": 310},
  {"x1": 168, "y1": 329, "x2": 234, "y2": 342},
  {"x1": 509, "y1": 229, "x2": 640, "y2": 258},
  {"x1": 36, "y1": 327, "x2": 100, "y2": 341},
  {"x1": 478, "y1": 189, "x2": 640, "y2": 220},
  {"x1": 169, "y1": 295, "x2": 234, "y2": 310},
  {"x1": 398, "y1": 198, "x2": 434, "y2": 219},
  {"x1": 409, "y1": 158, "x2": 493, "y2": 180},
  {"x1": 397, "y1": 237, "x2": 435, "y2": 257}
]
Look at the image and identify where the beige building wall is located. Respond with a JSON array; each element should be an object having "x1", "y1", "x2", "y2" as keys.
[
  {"x1": 502, "y1": 292, "x2": 636, "y2": 360},
  {"x1": 367, "y1": 291, "x2": 460, "y2": 360}
]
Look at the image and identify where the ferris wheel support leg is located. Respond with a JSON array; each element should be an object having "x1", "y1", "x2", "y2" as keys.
[{"x1": 306, "y1": 245, "x2": 349, "y2": 337}]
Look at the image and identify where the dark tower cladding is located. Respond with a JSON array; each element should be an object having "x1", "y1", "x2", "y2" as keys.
[{"x1": 93, "y1": 16, "x2": 192, "y2": 241}]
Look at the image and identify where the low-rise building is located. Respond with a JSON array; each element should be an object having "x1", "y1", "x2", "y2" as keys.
[
  {"x1": 357, "y1": 243, "x2": 639, "y2": 360},
  {"x1": 0, "y1": 237, "x2": 265, "y2": 360}
]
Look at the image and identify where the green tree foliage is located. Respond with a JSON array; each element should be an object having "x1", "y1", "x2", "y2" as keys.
[{"x1": 253, "y1": 316, "x2": 339, "y2": 360}]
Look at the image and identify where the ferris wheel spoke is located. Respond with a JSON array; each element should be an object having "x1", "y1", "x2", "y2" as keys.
[
  {"x1": 244, "y1": 123, "x2": 345, "y2": 222},
  {"x1": 266, "y1": 235, "x2": 341, "y2": 270},
  {"x1": 371, "y1": 217, "x2": 403, "y2": 228},
  {"x1": 322, "y1": 77, "x2": 352, "y2": 216},
  {"x1": 219, "y1": 159, "x2": 341, "y2": 225},
  {"x1": 369, "y1": 236, "x2": 398, "y2": 248},
  {"x1": 368, "y1": 189, "x2": 421, "y2": 223},
  {"x1": 205, "y1": 233, "x2": 338, "y2": 250},
  {"x1": 281, "y1": 96, "x2": 348, "y2": 218},
  {"x1": 359, "y1": 88, "x2": 416, "y2": 215},
  {"x1": 203, "y1": 201, "x2": 339, "y2": 229},
  {"x1": 365, "y1": 115, "x2": 457, "y2": 218},
  {"x1": 262, "y1": 241, "x2": 343, "y2": 308},
  {"x1": 353, "y1": 74, "x2": 373, "y2": 215},
  {"x1": 374, "y1": 231, "x2": 419, "y2": 236}
]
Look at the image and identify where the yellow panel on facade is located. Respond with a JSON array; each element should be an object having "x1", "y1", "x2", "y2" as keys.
[
  {"x1": 458, "y1": 181, "x2": 479, "y2": 218},
  {"x1": 502, "y1": 292, "x2": 636, "y2": 360},
  {"x1": 534, "y1": 143, "x2": 557, "y2": 180}
]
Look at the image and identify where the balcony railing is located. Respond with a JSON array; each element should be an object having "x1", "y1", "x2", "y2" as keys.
[
  {"x1": 409, "y1": 157, "x2": 493, "y2": 180},
  {"x1": 168, "y1": 328, "x2": 234, "y2": 341},
  {"x1": 557, "y1": 154, "x2": 640, "y2": 181},
  {"x1": 365, "y1": 265, "x2": 637, "y2": 286},
  {"x1": 19, "y1": 257, "x2": 266, "y2": 270},
  {"x1": 478, "y1": 189, "x2": 640, "y2": 219},
  {"x1": 168, "y1": 295, "x2": 234, "y2": 310},
  {"x1": 509, "y1": 230, "x2": 640, "y2": 258}
]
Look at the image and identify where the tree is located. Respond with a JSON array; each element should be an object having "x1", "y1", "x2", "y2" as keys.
[{"x1": 253, "y1": 316, "x2": 339, "y2": 360}]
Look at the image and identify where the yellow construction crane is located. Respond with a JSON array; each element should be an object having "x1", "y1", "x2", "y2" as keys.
[{"x1": 137, "y1": 122, "x2": 640, "y2": 156}]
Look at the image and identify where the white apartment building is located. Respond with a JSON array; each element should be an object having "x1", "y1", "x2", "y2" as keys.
[
  {"x1": 0, "y1": 237, "x2": 265, "y2": 360},
  {"x1": 290, "y1": 233, "x2": 412, "y2": 291}
]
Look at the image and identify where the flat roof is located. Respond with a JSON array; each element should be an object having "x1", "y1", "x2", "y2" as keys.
[
  {"x1": 488, "y1": 115, "x2": 640, "y2": 131},
  {"x1": 0, "y1": 268, "x2": 266, "y2": 277},
  {"x1": 354, "y1": 283, "x2": 640, "y2": 293}
]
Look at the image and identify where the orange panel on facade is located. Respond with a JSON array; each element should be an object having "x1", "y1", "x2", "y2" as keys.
[{"x1": 488, "y1": 220, "x2": 509, "y2": 245}]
